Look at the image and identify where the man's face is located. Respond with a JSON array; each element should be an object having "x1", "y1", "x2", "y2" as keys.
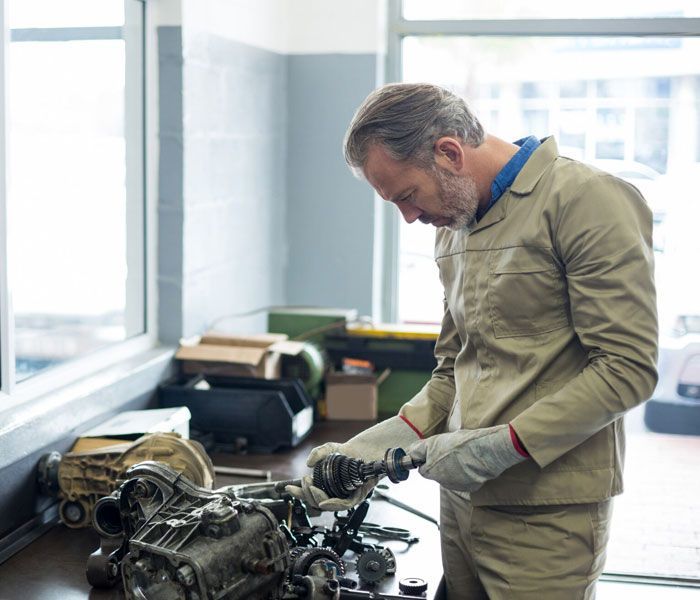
[{"x1": 363, "y1": 143, "x2": 480, "y2": 231}]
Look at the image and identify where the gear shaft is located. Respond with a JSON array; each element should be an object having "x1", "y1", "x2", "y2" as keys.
[{"x1": 311, "y1": 447, "x2": 423, "y2": 499}]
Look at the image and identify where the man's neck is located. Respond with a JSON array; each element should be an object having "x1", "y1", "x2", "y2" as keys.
[{"x1": 467, "y1": 134, "x2": 520, "y2": 210}]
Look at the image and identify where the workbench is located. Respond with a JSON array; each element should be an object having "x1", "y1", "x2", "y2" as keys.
[{"x1": 0, "y1": 421, "x2": 442, "y2": 599}]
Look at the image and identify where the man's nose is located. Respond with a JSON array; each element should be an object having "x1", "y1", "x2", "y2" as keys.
[{"x1": 397, "y1": 203, "x2": 422, "y2": 224}]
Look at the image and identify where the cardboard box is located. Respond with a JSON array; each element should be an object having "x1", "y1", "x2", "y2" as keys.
[
  {"x1": 71, "y1": 407, "x2": 192, "y2": 452},
  {"x1": 325, "y1": 371, "x2": 388, "y2": 421},
  {"x1": 176, "y1": 331, "x2": 305, "y2": 379}
]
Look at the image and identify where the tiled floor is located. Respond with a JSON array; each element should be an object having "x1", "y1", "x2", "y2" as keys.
[{"x1": 605, "y1": 405, "x2": 700, "y2": 580}]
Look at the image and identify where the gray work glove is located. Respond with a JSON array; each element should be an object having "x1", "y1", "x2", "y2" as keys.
[
  {"x1": 408, "y1": 424, "x2": 527, "y2": 493},
  {"x1": 286, "y1": 415, "x2": 420, "y2": 512}
]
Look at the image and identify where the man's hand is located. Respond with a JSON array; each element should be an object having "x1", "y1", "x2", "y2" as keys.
[
  {"x1": 285, "y1": 415, "x2": 421, "y2": 511},
  {"x1": 408, "y1": 424, "x2": 528, "y2": 492},
  {"x1": 286, "y1": 475, "x2": 378, "y2": 512}
]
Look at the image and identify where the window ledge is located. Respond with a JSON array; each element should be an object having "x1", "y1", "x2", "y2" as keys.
[{"x1": 0, "y1": 345, "x2": 176, "y2": 471}]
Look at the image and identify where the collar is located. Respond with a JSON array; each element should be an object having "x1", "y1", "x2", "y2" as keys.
[
  {"x1": 469, "y1": 136, "x2": 559, "y2": 235},
  {"x1": 510, "y1": 136, "x2": 559, "y2": 195},
  {"x1": 490, "y1": 135, "x2": 541, "y2": 202}
]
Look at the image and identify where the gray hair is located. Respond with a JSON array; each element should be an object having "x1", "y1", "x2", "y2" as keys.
[{"x1": 343, "y1": 83, "x2": 485, "y2": 172}]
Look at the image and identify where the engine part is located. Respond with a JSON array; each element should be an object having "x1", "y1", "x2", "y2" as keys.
[
  {"x1": 355, "y1": 548, "x2": 396, "y2": 585},
  {"x1": 88, "y1": 462, "x2": 428, "y2": 599},
  {"x1": 89, "y1": 461, "x2": 289, "y2": 599},
  {"x1": 322, "y1": 500, "x2": 372, "y2": 558},
  {"x1": 290, "y1": 547, "x2": 345, "y2": 578},
  {"x1": 398, "y1": 577, "x2": 427, "y2": 596},
  {"x1": 37, "y1": 432, "x2": 214, "y2": 529},
  {"x1": 310, "y1": 448, "x2": 424, "y2": 500}
]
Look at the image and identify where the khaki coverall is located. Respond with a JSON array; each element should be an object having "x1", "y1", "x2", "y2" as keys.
[{"x1": 399, "y1": 137, "x2": 659, "y2": 599}]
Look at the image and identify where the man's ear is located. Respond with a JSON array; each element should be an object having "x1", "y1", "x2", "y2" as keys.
[{"x1": 434, "y1": 137, "x2": 465, "y2": 173}]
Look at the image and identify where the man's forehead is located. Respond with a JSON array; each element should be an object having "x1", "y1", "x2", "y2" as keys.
[
  {"x1": 364, "y1": 143, "x2": 398, "y2": 172},
  {"x1": 363, "y1": 144, "x2": 415, "y2": 198}
]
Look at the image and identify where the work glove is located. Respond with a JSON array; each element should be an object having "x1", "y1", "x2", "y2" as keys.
[
  {"x1": 408, "y1": 424, "x2": 527, "y2": 493},
  {"x1": 286, "y1": 415, "x2": 420, "y2": 512}
]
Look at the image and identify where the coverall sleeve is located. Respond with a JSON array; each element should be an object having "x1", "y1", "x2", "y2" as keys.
[
  {"x1": 511, "y1": 174, "x2": 659, "y2": 468},
  {"x1": 398, "y1": 298, "x2": 461, "y2": 438}
]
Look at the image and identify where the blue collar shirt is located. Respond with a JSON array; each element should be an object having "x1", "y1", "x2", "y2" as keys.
[{"x1": 478, "y1": 135, "x2": 541, "y2": 220}]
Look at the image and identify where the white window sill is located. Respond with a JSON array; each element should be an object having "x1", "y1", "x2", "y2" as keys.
[{"x1": 0, "y1": 344, "x2": 175, "y2": 470}]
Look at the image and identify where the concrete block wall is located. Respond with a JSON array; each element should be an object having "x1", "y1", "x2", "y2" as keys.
[
  {"x1": 158, "y1": 26, "x2": 288, "y2": 342},
  {"x1": 158, "y1": 0, "x2": 386, "y2": 339},
  {"x1": 181, "y1": 32, "x2": 287, "y2": 337}
]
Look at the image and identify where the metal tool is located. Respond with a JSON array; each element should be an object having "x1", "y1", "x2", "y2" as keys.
[
  {"x1": 372, "y1": 485, "x2": 439, "y2": 529},
  {"x1": 213, "y1": 464, "x2": 272, "y2": 480},
  {"x1": 357, "y1": 522, "x2": 419, "y2": 544}
]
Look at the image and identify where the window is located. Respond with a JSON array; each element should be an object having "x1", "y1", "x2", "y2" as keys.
[
  {"x1": 0, "y1": 0, "x2": 147, "y2": 390},
  {"x1": 388, "y1": 0, "x2": 700, "y2": 585}
]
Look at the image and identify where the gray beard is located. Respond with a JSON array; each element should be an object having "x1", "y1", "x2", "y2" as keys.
[{"x1": 434, "y1": 167, "x2": 480, "y2": 232}]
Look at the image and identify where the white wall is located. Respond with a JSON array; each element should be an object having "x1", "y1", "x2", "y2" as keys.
[
  {"x1": 153, "y1": 0, "x2": 183, "y2": 26},
  {"x1": 182, "y1": 0, "x2": 386, "y2": 54},
  {"x1": 285, "y1": 0, "x2": 386, "y2": 55}
]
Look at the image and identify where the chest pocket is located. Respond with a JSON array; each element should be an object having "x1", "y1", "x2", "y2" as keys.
[{"x1": 488, "y1": 247, "x2": 570, "y2": 338}]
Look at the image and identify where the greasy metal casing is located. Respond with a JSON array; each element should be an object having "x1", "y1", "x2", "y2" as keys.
[{"x1": 37, "y1": 432, "x2": 215, "y2": 528}]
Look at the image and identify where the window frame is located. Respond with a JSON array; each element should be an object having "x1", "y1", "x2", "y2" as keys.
[
  {"x1": 381, "y1": 0, "x2": 700, "y2": 324},
  {"x1": 0, "y1": 0, "x2": 156, "y2": 406}
]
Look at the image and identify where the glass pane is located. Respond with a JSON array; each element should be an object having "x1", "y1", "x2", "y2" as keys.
[
  {"x1": 9, "y1": 0, "x2": 124, "y2": 28},
  {"x1": 400, "y1": 34, "x2": 700, "y2": 580},
  {"x1": 8, "y1": 22, "x2": 144, "y2": 381},
  {"x1": 403, "y1": 0, "x2": 700, "y2": 20}
]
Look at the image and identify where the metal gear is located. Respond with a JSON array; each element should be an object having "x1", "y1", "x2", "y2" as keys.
[
  {"x1": 290, "y1": 547, "x2": 346, "y2": 578},
  {"x1": 313, "y1": 453, "x2": 365, "y2": 499},
  {"x1": 380, "y1": 547, "x2": 396, "y2": 575},
  {"x1": 399, "y1": 577, "x2": 428, "y2": 595},
  {"x1": 355, "y1": 547, "x2": 395, "y2": 584}
]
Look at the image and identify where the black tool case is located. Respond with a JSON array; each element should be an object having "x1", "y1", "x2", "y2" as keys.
[{"x1": 158, "y1": 374, "x2": 314, "y2": 452}]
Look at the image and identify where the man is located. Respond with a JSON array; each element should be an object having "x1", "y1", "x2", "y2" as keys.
[{"x1": 288, "y1": 83, "x2": 658, "y2": 598}]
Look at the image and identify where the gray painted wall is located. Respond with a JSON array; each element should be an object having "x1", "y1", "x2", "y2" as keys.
[
  {"x1": 159, "y1": 27, "x2": 288, "y2": 342},
  {"x1": 286, "y1": 54, "x2": 378, "y2": 316},
  {"x1": 160, "y1": 30, "x2": 379, "y2": 335},
  {"x1": 182, "y1": 32, "x2": 288, "y2": 336},
  {"x1": 158, "y1": 26, "x2": 185, "y2": 344}
]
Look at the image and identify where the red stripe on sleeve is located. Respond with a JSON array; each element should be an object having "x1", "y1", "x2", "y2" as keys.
[
  {"x1": 509, "y1": 424, "x2": 530, "y2": 458},
  {"x1": 400, "y1": 415, "x2": 425, "y2": 439}
]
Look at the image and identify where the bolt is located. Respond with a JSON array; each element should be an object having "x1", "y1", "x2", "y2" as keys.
[
  {"x1": 176, "y1": 565, "x2": 195, "y2": 587},
  {"x1": 366, "y1": 560, "x2": 380, "y2": 572},
  {"x1": 206, "y1": 524, "x2": 220, "y2": 537},
  {"x1": 134, "y1": 559, "x2": 151, "y2": 573},
  {"x1": 133, "y1": 481, "x2": 151, "y2": 498}
]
